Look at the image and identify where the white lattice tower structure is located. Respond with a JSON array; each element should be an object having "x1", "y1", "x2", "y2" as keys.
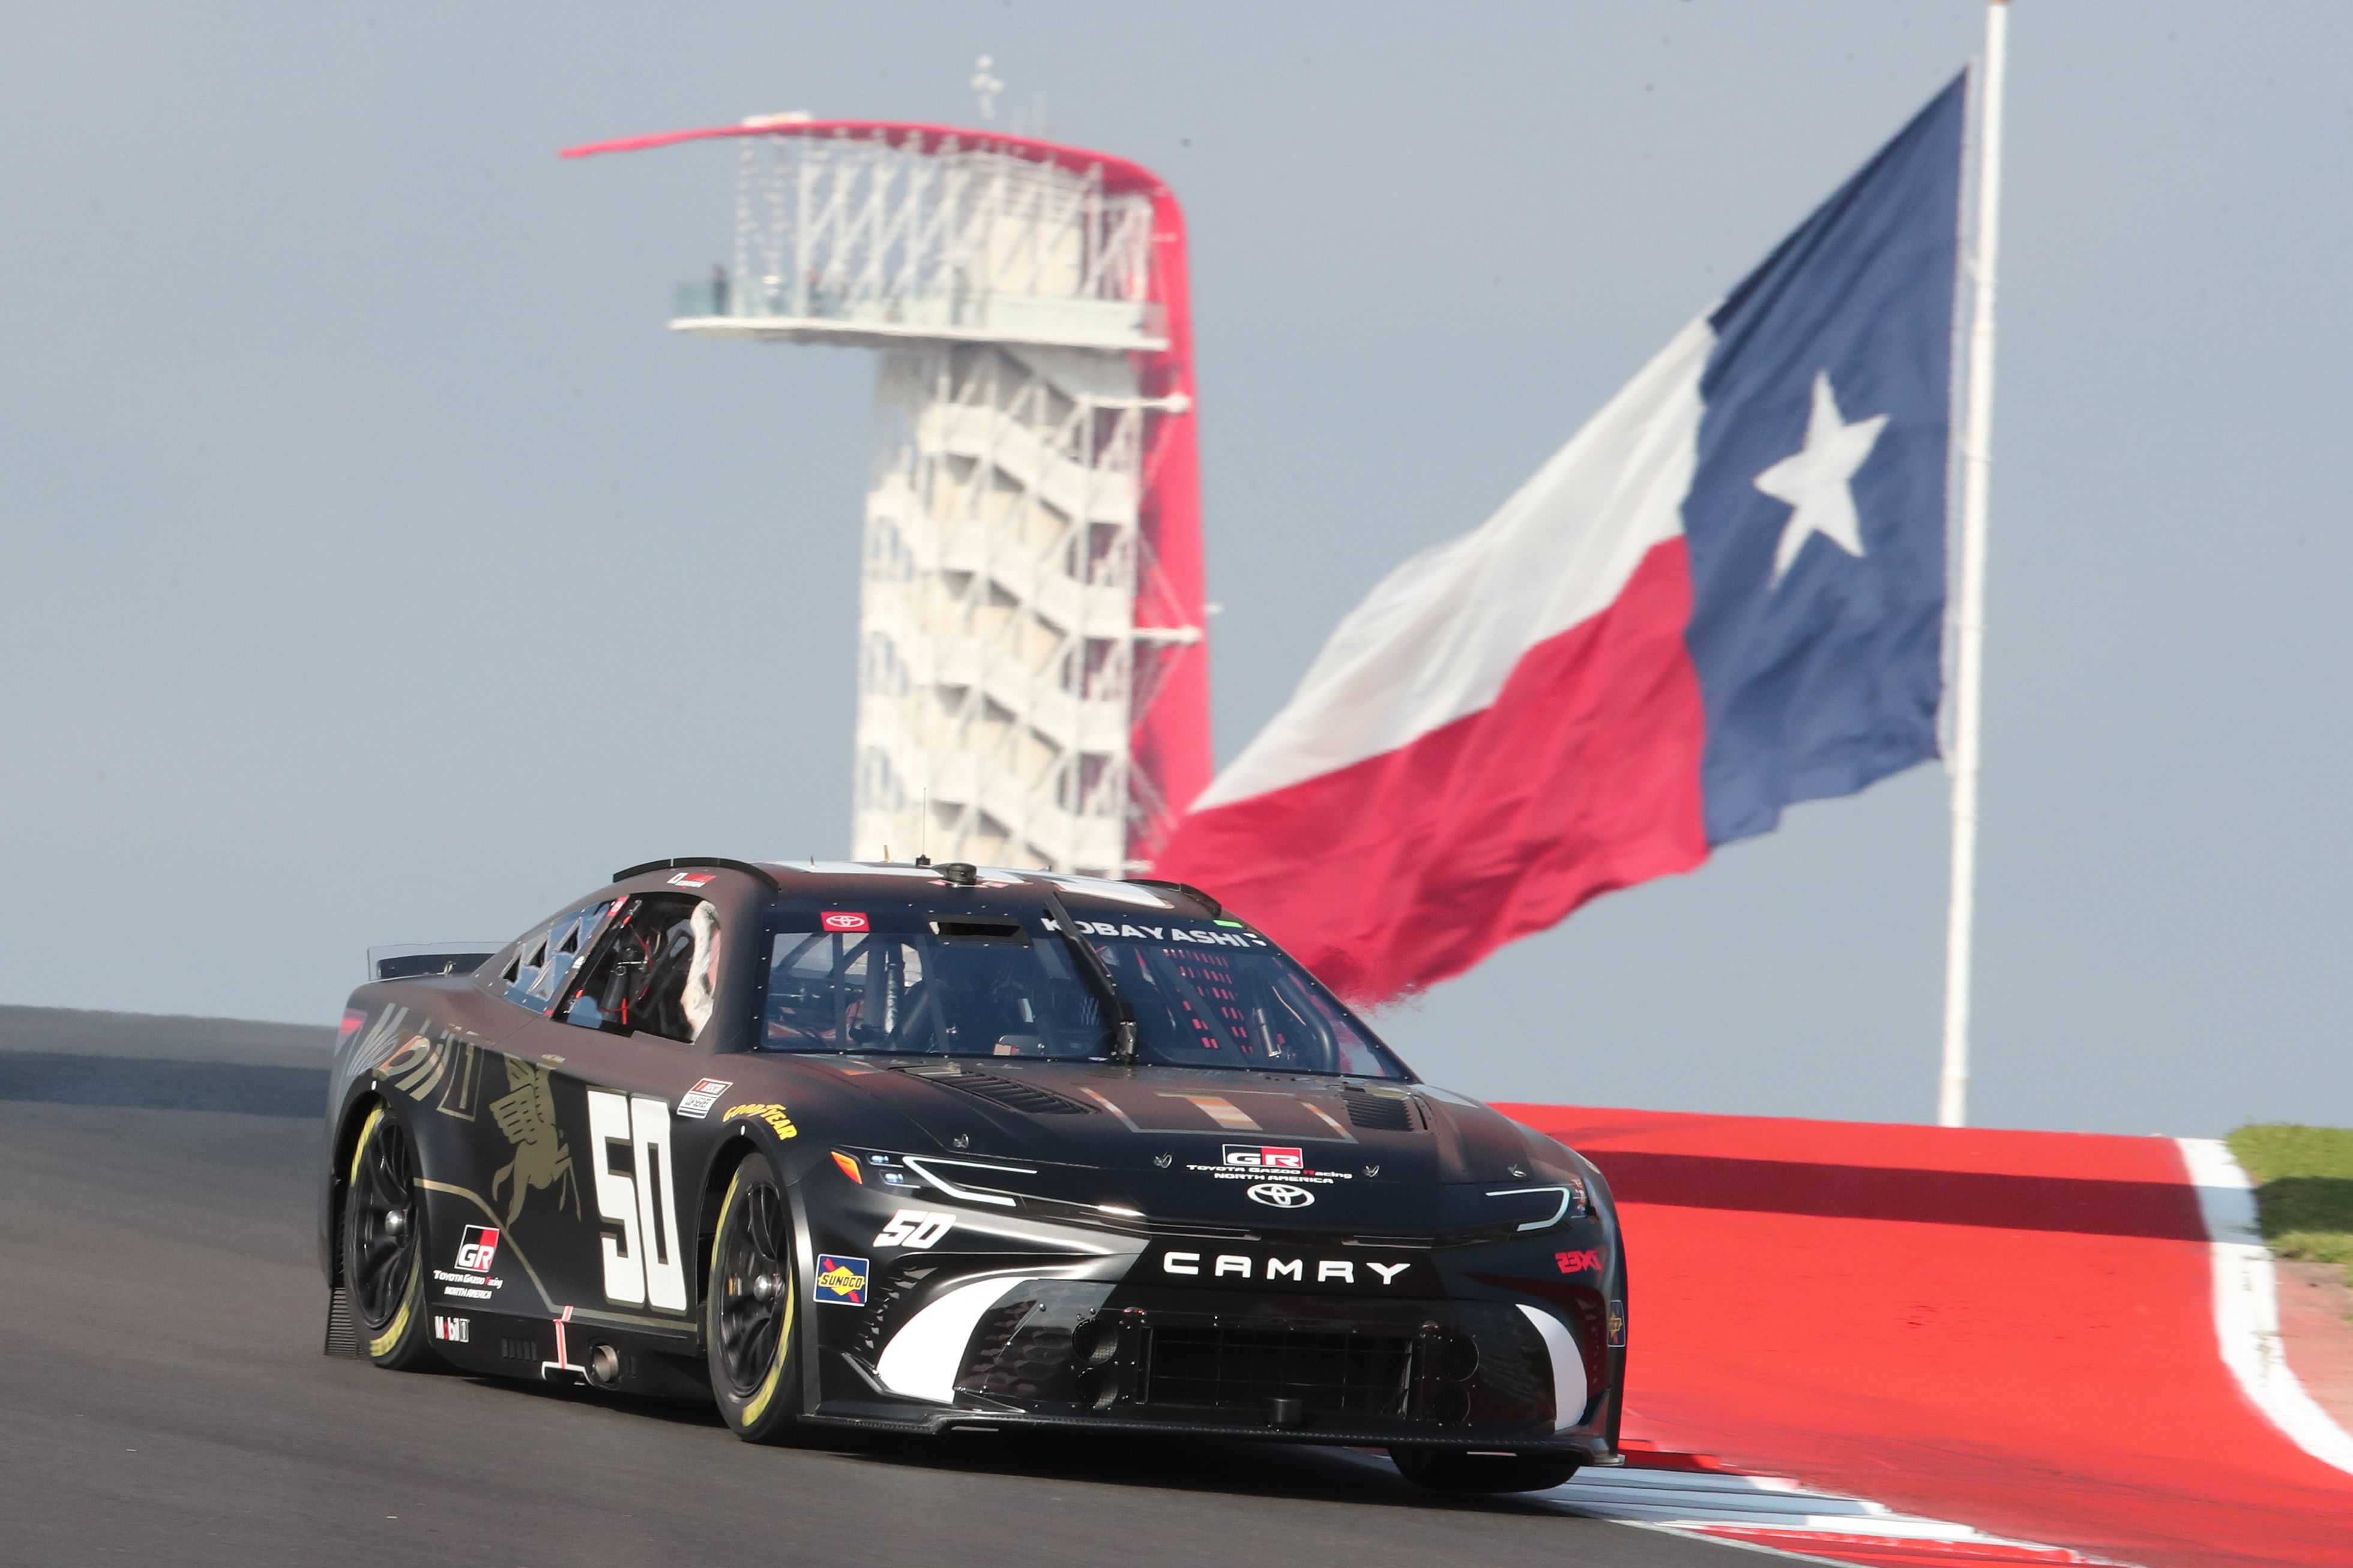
[{"x1": 569, "y1": 118, "x2": 1213, "y2": 876}]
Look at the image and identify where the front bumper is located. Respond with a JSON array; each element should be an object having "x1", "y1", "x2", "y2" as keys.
[{"x1": 808, "y1": 1273, "x2": 1617, "y2": 1456}]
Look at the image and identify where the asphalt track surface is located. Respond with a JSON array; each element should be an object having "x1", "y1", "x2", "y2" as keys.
[{"x1": 0, "y1": 1007, "x2": 1763, "y2": 1568}]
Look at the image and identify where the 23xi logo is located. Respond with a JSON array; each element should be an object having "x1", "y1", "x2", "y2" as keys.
[
  {"x1": 1554, "y1": 1249, "x2": 1602, "y2": 1276},
  {"x1": 1246, "y1": 1183, "x2": 1315, "y2": 1209}
]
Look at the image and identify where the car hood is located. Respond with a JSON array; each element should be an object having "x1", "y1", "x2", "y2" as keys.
[{"x1": 786, "y1": 1056, "x2": 1574, "y2": 1231}]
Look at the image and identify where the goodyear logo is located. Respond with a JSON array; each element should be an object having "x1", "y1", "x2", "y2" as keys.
[
  {"x1": 813, "y1": 1254, "x2": 870, "y2": 1306},
  {"x1": 723, "y1": 1102, "x2": 799, "y2": 1140}
]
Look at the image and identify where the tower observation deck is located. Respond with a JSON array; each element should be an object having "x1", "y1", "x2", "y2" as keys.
[{"x1": 564, "y1": 118, "x2": 1211, "y2": 876}]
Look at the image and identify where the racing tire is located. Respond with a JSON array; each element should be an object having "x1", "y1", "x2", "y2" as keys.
[
  {"x1": 1388, "y1": 1447, "x2": 1582, "y2": 1494},
  {"x1": 341, "y1": 1104, "x2": 444, "y2": 1372},
  {"x1": 706, "y1": 1153, "x2": 803, "y2": 1443}
]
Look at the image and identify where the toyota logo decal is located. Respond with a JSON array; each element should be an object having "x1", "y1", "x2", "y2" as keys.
[{"x1": 1246, "y1": 1183, "x2": 1315, "y2": 1209}]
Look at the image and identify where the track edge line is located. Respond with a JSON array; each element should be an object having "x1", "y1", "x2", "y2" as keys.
[{"x1": 2175, "y1": 1135, "x2": 2353, "y2": 1477}]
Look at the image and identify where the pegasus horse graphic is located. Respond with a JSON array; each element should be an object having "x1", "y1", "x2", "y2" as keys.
[{"x1": 490, "y1": 1057, "x2": 579, "y2": 1226}]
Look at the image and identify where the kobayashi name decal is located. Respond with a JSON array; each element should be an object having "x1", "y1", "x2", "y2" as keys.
[{"x1": 1068, "y1": 919, "x2": 1270, "y2": 948}]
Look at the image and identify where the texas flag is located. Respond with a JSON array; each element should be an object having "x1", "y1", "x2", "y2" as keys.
[{"x1": 1155, "y1": 77, "x2": 1967, "y2": 1003}]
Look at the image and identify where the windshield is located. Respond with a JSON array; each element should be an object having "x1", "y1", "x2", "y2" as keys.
[{"x1": 757, "y1": 905, "x2": 1406, "y2": 1078}]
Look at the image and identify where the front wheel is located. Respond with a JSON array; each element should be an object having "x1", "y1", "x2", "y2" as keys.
[
  {"x1": 706, "y1": 1153, "x2": 802, "y2": 1443},
  {"x1": 342, "y1": 1104, "x2": 443, "y2": 1371},
  {"x1": 1390, "y1": 1447, "x2": 1582, "y2": 1493}
]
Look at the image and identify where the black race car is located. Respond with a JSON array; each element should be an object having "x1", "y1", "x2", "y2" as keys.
[{"x1": 321, "y1": 857, "x2": 1627, "y2": 1492}]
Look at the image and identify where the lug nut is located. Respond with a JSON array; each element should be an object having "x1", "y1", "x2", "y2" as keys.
[
  {"x1": 750, "y1": 1272, "x2": 785, "y2": 1303},
  {"x1": 383, "y1": 1209, "x2": 407, "y2": 1237}
]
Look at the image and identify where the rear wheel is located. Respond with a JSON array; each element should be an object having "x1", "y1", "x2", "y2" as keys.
[
  {"x1": 706, "y1": 1153, "x2": 801, "y2": 1443},
  {"x1": 1390, "y1": 1447, "x2": 1582, "y2": 1493},
  {"x1": 342, "y1": 1104, "x2": 442, "y2": 1372}
]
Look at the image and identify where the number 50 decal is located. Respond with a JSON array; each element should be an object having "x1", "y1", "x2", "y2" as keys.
[
  {"x1": 586, "y1": 1090, "x2": 687, "y2": 1312},
  {"x1": 874, "y1": 1209, "x2": 954, "y2": 1249}
]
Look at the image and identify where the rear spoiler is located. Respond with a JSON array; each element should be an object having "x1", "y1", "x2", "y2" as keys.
[{"x1": 366, "y1": 943, "x2": 501, "y2": 982}]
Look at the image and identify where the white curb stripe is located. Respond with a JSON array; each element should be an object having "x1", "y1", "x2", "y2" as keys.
[
  {"x1": 2175, "y1": 1137, "x2": 2353, "y2": 1476},
  {"x1": 1541, "y1": 1464, "x2": 2118, "y2": 1562}
]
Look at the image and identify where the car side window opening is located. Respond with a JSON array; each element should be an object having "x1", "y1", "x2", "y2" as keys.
[
  {"x1": 499, "y1": 898, "x2": 623, "y2": 1017},
  {"x1": 758, "y1": 910, "x2": 1405, "y2": 1079},
  {"x1": 559, "y1": 894, "x2": 718, "y2": 1044}
]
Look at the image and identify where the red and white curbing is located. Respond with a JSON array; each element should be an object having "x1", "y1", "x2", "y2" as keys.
[
  {"x1": 1526, "y1": 1141, "x2": 2353, "y2": 1567},
  {"x1": 2174, "y1": 1137, "x2": 2353, "y2": 1477},
  {"x1": 1544, "y1": 1456, "x2": 2126, "y2": 1566}
]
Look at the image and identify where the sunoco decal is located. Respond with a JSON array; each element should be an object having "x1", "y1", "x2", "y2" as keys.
[{"x1": 814, "y1": 1254, "x2": 870, "y2": 1306}]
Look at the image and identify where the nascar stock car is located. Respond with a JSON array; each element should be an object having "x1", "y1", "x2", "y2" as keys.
[{"x1": 322, "y1": 857, "x2": 1627, "y2": 1492}]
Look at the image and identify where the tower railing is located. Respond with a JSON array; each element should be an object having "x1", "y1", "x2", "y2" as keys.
[{"x1": 673, "y1": 130, "x2": 1166, "y2": 353}]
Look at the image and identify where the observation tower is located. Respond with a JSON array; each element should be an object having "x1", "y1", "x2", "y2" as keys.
[{"x1": 564, "y1": 116, "x2": 1211, "y2": 876}]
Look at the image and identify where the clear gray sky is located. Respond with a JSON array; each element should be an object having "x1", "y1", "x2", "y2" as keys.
[{"x1": 3, "y1": 2, "x2": 2346, "y2": 1137}]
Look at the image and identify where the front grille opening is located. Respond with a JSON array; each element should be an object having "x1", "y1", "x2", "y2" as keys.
[{"x1": 1145, "y1": 1325, "x2": 1412, "y2": 1417}]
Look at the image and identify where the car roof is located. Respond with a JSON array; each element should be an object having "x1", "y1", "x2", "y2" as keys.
[
  {"x1": 756, "y1": 861, "x2": 1207, "y2": 916},
  {"x1": 614, "y1": 858, "x2": 1223, "y2": 921}
]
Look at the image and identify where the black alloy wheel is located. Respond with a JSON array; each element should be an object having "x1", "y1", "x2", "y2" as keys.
[
  {"x1": 1389, "y1": 1446, "x2": 1582, "y2": 1493},
  {"x1": 706, "y1": 1152, "x2": 801, "y2": 1443},
  {"x1": 341, "y1": 1104, "x2": 442, "y2": 1371}
]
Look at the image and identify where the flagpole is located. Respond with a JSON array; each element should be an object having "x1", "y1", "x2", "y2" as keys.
[{"x1": 1940, "y1": 0, "x2": 2008, "y2": 1129}]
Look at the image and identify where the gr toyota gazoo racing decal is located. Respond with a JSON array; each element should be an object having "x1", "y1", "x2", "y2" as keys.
[{"x1": 1184, "y1": 1144, "x2": 1356, "y2": 1189}]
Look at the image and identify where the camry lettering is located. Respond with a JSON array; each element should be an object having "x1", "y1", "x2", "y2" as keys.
[{"x1": 1158, "y1": 1249, "x2": 1414, "y2": 1287}]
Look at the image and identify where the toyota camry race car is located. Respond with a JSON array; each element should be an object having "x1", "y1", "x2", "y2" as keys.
[{"x1": 321, "y1": 858, "x2": 1627, "y2": 1492}]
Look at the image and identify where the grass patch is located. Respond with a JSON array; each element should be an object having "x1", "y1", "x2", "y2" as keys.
[{"x1": 2226, "y1": 1125, "x2": 2353, "y2": 1285}]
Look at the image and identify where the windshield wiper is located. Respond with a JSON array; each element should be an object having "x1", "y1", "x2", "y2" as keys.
[{"x1": 1041, "y1": 889, "x2": 1137, "y2": 1064}]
